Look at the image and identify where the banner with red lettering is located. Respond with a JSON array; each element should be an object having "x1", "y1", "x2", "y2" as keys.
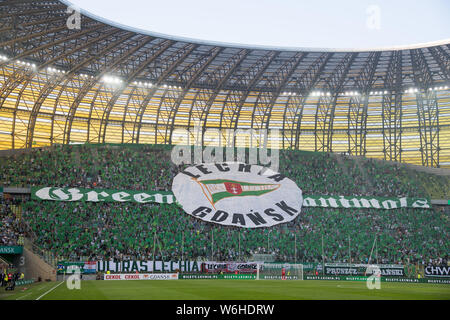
[
  {"x1": 103, "y1": 273, "x2": 179, "y2": 280},
  {"x1": 201, "y1": 262, "x2": 260, "y2": 274}
]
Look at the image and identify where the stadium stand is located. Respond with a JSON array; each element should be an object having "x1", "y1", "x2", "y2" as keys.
[
  {"x1": 0, "y1": 199, "x2": 25, "y2": 246},
  {"x1": 0, "y1": 144, "x2": 448, "y2": 267},
  {"x1": 1, "y1": 144, "x2": 448, "y2": 198},
  {"x1": 0, "y1": 1, "x2": 449, "y2": 302},
  {"x1": 19, "y1": 201, "x2": 449, "y2": 266}
]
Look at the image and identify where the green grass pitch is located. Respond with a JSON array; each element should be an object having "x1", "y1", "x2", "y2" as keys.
[{"x1": 1, "y1": 280, "x2": 449, "y2": 300}]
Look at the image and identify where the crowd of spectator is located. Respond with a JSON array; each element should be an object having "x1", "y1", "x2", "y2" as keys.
[
  {"x1": 1, "y1": 143, "x2": 448, "y2": 198},
  {"x1": 0, "y1": 143, "x2": 448, "y2": 266},
  {"x1": 0, "y1": 199, "x2": 24, "y2": 246},
  {"x1": 20, "y1": 198, "x2": 449, "y2": 266},
  {"x1": 0, "y1": 144, "x2": 176, "y2": 191}
]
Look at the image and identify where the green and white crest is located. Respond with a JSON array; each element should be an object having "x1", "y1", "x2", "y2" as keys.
[{"x1": 172, "y1": 162, "x2": 303, "y2": 228}]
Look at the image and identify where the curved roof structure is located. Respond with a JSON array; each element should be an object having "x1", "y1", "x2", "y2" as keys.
[{"x1": 0, "y1": 0, "x2": 449, "y2": 168}]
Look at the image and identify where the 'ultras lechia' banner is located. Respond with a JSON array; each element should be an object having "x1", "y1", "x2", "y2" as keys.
[
  {"x1": 32, "y1": 186, "x2": 175, "y2": 204},
  {"x1": 172, "y1": 163, "x2": 303, "y2": 228}
]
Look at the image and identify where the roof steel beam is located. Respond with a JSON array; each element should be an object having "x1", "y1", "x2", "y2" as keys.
[
  {"x1": 99, "y1": 39, "x2": 174, "y2": 142},
  {"x1": 347, "y1": 52, "x2": 381, "y2": 155},
  {"x1": 314, "y1": 53, "x2": 356, "y2": 152},
  {"x1": 254, "y1": 52, "x2": 306, "y2": 132},
  {"x1": 215, "y1": 51, "x2": 278, "y2": 145},
  {"x1": 21, "y1": 29, "x2": 126, "y2": 147},
  {"x1": 187, "y1": 49, "x2": 250, "y2": 146},
  {"x1": 411, "y1": 48, "x2": 440, "y2": 167},
  {"x1": 381, "y1": 51, "x2": 403, "y2": 163},
  {"x1": 151, "y1": 45, "x2": 201, "y2": 144},
  {"x1": 163, "y1": 46, "x2": 223, "y2": 144},
  {"x1": 62, "y1": 33, "x2": 151, "y2": 144},
  {"x1": 131, "y1": 43, "x2": 197, "y2": 143},
  {"x1": 0, "y1": 24, "x2": 108, "y2": 109},
  {"x1": 279, "y1": 53, "x2": 331, "y2": 149},
  {"x1": 428, "y1": 46, "x2": 449, "y2": 82}
]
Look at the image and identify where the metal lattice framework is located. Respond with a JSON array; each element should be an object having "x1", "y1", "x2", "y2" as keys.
[{"x1": 0, "y1": 0, "x2": 449, "y2": 167}]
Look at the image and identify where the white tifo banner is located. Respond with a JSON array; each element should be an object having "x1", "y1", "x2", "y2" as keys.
[
  {"x1": 97, "y1": 260, "x2": 201, "y2": 273},
  {"x1": 103, "y1": 273, "x2": 179, "y2": 280},
  {"x1": 172, "y1": 163, "x2": 303, "y2": 228}
]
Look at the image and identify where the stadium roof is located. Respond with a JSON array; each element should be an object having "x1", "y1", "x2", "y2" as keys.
[
  {"x1": 0, "y1": 0, "x2": 449, "y2": 168},
  {"x1": 62, "y1": 0, "x2": 450, "y2": 53}
]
